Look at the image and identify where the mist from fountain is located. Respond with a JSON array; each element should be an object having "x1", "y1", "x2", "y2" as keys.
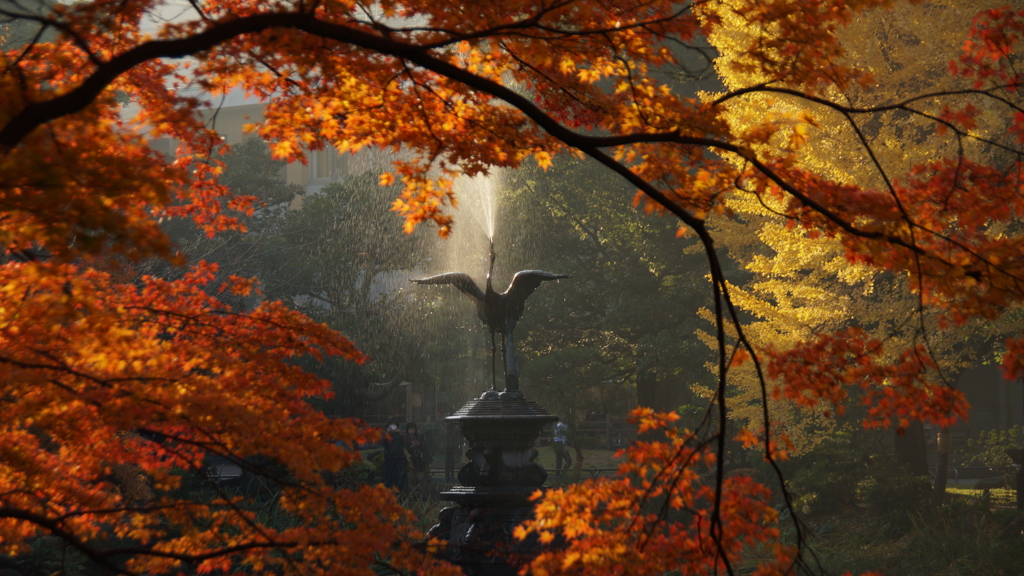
[{"x1": 434, "y1": 171, "x2": 503, "y2": 286}]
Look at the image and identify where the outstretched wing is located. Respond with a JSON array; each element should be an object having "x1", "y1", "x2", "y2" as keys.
[
  {"x1": 410, "y1": 272, "x2": 485, "y2": 301},
  {"x1": 503, "y1": 270, "x2": 569, "y2": 319}
]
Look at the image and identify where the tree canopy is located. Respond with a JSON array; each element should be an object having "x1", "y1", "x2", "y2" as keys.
[
  {"x1": 500, "y1": 158, "x2": 715, "y2": 419},
  {"x1": 2, "y1": 0, "x2": 1023, "y2": 574}
]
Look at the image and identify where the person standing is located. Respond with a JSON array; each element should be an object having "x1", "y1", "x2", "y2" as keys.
[
  {"x1": 552, "y1": 419, "x2": 572, "y2": 477},
  {"x1": 382, "y1": 420, "x2": 407, "y2": 491},
  {"x1": 405, "y1": 422, "x2": 431, "y2": 497}
]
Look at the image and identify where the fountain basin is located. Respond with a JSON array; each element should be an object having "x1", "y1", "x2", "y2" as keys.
[{"x1": 427, "y1": 396, "x2": 558, "y2": 576}]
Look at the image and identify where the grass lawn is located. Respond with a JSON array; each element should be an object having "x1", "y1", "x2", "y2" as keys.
[
  {"x1": 534, "y1": 447, "x2": 623, "y2": 472},
  {"x1": 946, "y1": 486, "x2": 1018, "y2": 509}
]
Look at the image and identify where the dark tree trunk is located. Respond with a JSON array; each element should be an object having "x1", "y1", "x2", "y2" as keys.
[
  {"x1": 895, "y1": 420, "x2": 929, "y2": 476},
  {"x1": 567, "y1": 411, "x2": 585, "y2": 482},
  {"x1": 1018, "y1": 466, "x2": 1024, "y2": 511},
  {"x1": 931, "y1": 427, "x2": 950, "y2": 506},
  {"x1": 637, "y1": 369, "x2": 657, "y2": 409}
]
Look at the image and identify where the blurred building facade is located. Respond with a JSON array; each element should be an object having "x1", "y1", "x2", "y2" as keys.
[{"x1": 953, "y1": 366, "x2": 1024, "y2": 438}]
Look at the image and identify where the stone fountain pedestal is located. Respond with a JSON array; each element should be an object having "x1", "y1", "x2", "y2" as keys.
[{"x1": 427, "y1": 396, "x2": 558, "y2": 576}]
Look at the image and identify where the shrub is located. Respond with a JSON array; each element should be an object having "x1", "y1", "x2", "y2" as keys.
[
  {"x1": 956, "y1": 425, "x2": 1024, "y2": 467},
  {"x1": 785, "y1": 430, "x2": 870, "y2": 516},
  {"x1": 860, "y1": 466, "x2": 931, "y2": 530}
]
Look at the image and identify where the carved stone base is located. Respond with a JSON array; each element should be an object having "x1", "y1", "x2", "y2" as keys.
[
  {"x1": 426, "y1": 496, "x2": 540, "y2": 576},
  {"x1": 428, "y1": 398, "x2": 558, "y2": 576}
]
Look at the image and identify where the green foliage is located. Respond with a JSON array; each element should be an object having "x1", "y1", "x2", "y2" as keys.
[
  {"x1": 801, "y1": 501, "x2": 1024, "y2": 576},
  {"x1": 218, "y1": 136, "x2": 305, "y2": 207},
  {"x1": 785, "y1": 430, "x2": 869, "y2": 516},
  {"x1": 152, "y1": 140, "x2": 480, "y2": 416},
  {"x1": 675, "y1": 403, "x2": 707, "y2": 428},
  {"x1": 859, "y1": 466, "x2": 931, "y2": 531},
  {"x1": 956, "y1": 426, "x2": 1024, "y2": 467},
  {"x1": 329, "y1": 458, "x2": 379, "y2": 490},
  {"x1": 367, "y1": 449, "x2": 386, "y2": 482},
  {"x1": 676, "y1": 404, "x2": 704, "y2": 418},
  {"x1": 784, "y1": 428, "x2": 930, "y2": 525},
  {"x1": 503, "y1": 157, "x2": 715, "y2": 419}
]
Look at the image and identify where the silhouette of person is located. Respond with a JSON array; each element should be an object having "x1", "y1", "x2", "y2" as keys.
[
  {"x1": 405, "y1": 422, "x2": 431, "y2": 496},
  {"x1": 552, "y1": 419, "x2": 572, "y2": 477},
  {"x1": 382, "y1": 419, "x2": 407, "y2": 490}
]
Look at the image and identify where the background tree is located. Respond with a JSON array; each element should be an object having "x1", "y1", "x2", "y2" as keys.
[
  {"x1": 696, "y1": 193, "x2": 1009, "y2": 455},
  {"x1": 157, "y1": 139, "x2": 472, "y2": 418},
  {"x1": 503, "y1": 159, "x2": 717, "y2": 414},
  {"x1": 701, "y1": 0, "x2": 1022, "y2": 497},
  {"x1": 244, "y1": 172, "x2": 444, "y2": 415}
]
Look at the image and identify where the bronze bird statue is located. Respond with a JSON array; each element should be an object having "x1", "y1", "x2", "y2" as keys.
[{"x1": 411, "y1": 245, "x2": 568, "y2": 399}]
